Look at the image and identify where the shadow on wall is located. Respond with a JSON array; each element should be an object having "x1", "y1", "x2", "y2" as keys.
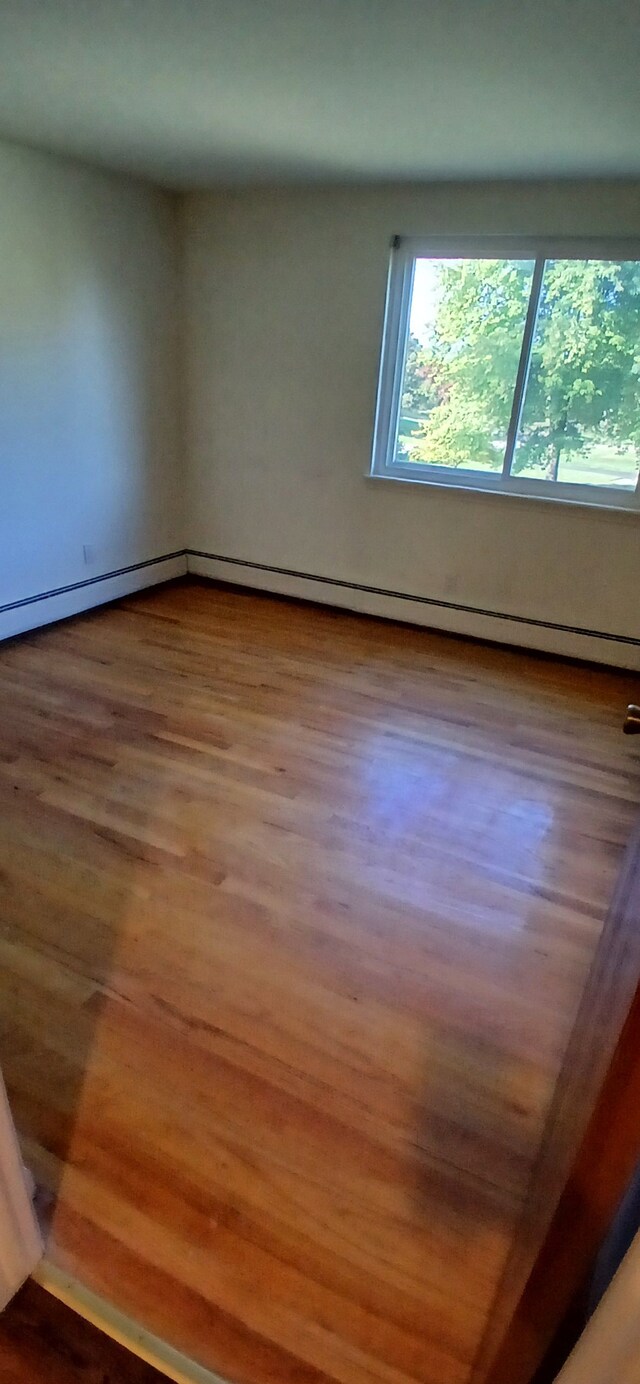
[{"x1": 0, "y1": 142, "x2": 181, "y2": 613}]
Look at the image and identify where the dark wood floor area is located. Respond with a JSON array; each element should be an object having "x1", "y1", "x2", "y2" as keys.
[
  {"x1": 0, "y1": 579, "x2": 638, "y2": 1384},
  {"x1": 0, "y1": 1279, "x2": 165, "y2": 1384}
]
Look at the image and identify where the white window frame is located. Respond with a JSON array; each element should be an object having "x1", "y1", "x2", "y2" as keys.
[{"x1": 370, "y1": 236, "x2": 640, "y2": 511}]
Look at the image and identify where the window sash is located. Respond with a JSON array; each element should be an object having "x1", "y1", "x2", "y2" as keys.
[{"x1": 371, "y1": 238, "x2": 640, "y2": 510}]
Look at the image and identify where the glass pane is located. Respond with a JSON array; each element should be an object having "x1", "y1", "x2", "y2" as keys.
[
  {"x1": 395, "y1": 258, "x2": 535, "y2": 471},
  {"x1": 512, "y1": 260, "x2": 640, "y2": 490}
]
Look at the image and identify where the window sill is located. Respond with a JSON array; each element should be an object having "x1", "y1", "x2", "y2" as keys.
[{"x1": 366, "y1": 470, "x2": 640, "y2": 514}]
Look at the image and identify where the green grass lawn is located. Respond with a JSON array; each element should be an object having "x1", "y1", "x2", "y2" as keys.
[
  {"x1": 554, "y1": 443, "x2": 639, "y2": 488},
  {"x1": 397, "y1": 415, "x2": 639, "y2": 490}
]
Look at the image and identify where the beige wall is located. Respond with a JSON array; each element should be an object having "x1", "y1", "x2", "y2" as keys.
[
  {"x1": 0, "y1": 140, "x2": 185, "y2": 639},
  {"x1": 183, "y1": 182, "x2": 640, "y2": 666}
]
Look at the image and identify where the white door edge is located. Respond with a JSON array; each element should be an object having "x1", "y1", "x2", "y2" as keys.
[{"x1": 0, "y1": 1066, "x2": 42, "y2": 1310}]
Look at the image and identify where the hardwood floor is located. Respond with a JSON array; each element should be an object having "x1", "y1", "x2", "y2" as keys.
[
  {"x1": 0, "y1": 578, "x2": 638, "y2": 1384},
  {"x1": 0, "y1": 1279, "x2": 166, "y2": 1383}
]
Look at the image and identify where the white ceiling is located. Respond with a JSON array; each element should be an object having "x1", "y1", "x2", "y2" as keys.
[{"x1": 0, "y1": 0, "x2": 638, "y2": 189}]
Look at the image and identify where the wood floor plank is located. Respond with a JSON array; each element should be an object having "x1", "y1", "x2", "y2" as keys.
[
  {"x1": 0, "y1": 579, "x2": 638, "y2": 1384},
  {"x1": 0, "y1": 1278, "x2": 166, "y2": 1384}
]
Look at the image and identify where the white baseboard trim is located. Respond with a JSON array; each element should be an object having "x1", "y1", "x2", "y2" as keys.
[
  {"x1": 0, "y1": 551, "x2": 188, "y2": 643},
  {"x1": 187, "y1": 551, "x2": 640, "y2": 670},
  {"x1": 34, "y1": 1258, "x2": 229, "y2": 1384},
  {"x1": 3, "y1": 546, "x2": 638, "y2": 670}
]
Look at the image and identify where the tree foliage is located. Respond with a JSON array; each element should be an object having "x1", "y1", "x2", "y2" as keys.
[
  {"x1": 400, "y1": 332, "x2": 445, "y2": 416},
  {"x1": 403, "y1": 258, "x2": 640, "y2": 480}
]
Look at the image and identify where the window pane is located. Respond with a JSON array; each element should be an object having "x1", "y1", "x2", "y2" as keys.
[
  {"x1": 395, "y1": 258, "x2": 535, "y2": 471},
  {"x1": 512, "y1": 260, "x2": 640, "y2": 490}
]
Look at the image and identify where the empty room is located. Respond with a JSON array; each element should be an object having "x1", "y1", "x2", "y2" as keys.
[{"x1": 0, "y1": 4, "x2": 639, "y2": 1383}]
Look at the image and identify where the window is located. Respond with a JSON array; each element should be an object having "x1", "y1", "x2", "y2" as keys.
[{"x1": 371, "y1": 239, "x2": 640, "y2": 508}]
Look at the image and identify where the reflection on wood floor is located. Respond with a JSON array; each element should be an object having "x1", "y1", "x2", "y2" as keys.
[{"x1": 1, "y1": 579, "x2": 638, "y2": 1384}]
